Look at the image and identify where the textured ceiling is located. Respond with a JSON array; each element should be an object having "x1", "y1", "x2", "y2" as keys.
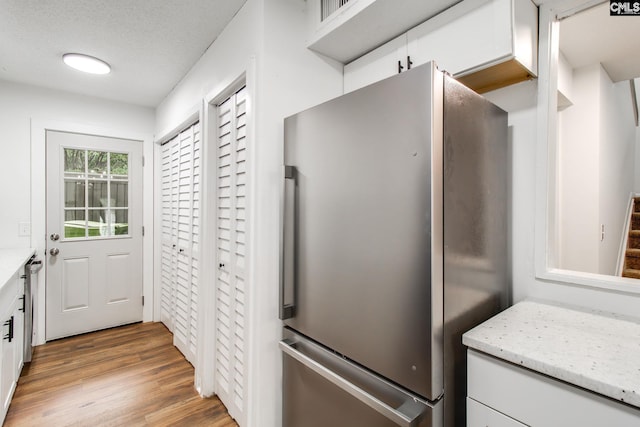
[
  {"x1": 0, "y1": 0, "x2": 246, "y2": 107},
  {"x1": 560, "y1": 1, "x2": 640, "y2": 83}
]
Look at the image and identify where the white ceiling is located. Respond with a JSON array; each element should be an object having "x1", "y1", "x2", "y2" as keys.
[
  {"x1": 0, "y1": 0, "x2": 247, "y2": 107},
  {"x1": 559, "y1": 1, "x2": 640, "y2": 82}
]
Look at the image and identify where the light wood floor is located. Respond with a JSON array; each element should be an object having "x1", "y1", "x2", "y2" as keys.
[{"x1": 4, "y1": 322, "x2": 237, "y2": 427}]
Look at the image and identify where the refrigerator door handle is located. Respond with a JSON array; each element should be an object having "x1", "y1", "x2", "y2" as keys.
[
  {"x1": 280, "y1": 165, "x2": 296, "y2": 319},
  {"x1": 280, "y1": 338, "x2": 430, "y2": 427}
]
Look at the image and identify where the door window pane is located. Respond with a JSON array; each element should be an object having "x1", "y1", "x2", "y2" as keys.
[
  {"x1": 87, "y1": 150, "x2": 108, "y2": 178},
  {"x1": 110, "y1": 153, "x2": 128, "y2": 179},
  {"x1": 110, "y1": 182, "x2": 128, "y2": 207},
  {"x1": 88, "y1": 181, "x2": 109, "y2": 208},
  {"x1": 64, "y1": 148, "x2": 85, "y2": 174},
  {"x1": 64, "y1": 210, "x2": 86, "y2": 238},
  {"x1": 113, "y1": 209, "x2": 129, "y2": 235},
  {"x1": 88, "y1": 209, "x2": 112, "y2": 236},
  {"x1": 64, "y1": 180, "x2": 86, "y2": 207}
]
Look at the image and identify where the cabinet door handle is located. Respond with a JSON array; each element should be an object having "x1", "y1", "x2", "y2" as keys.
[
  {"x1": 398, "y1": 60, "x2": 404, "y2": 74},
  {"x1": 407, "y1": 56, "x2": 413, "y2": 70},
  {"x1": 19, "y1": 295, "x2": 25, "y2": 312},
  {"x1": 4, "y1": 316, "x2": 14, "y2": 342}
]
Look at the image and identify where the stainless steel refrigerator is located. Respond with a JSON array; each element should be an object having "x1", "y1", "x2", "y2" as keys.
[{"x1": 280, "y1": 61, "x2": 509, "y2": 427}]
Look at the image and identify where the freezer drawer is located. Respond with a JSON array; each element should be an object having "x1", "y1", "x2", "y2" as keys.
[{"x1": 281, "y1": 328, "x2": 442, "y2": 427}]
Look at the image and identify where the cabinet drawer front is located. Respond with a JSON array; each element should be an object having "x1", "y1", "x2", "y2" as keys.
[
  {"x1": 0, "y1": 273, "x2": 19, "y2": 319},
  {"x1": 467, "y1": 397, "x2": 526, "y2": 427},
  {"x1": 467, "y1": 350, "x2": 640, "y2": 427}
]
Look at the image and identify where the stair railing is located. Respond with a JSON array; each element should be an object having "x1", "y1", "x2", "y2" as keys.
[{"x1": 616, "y1": 193, "x2": 638, "y2": 276}]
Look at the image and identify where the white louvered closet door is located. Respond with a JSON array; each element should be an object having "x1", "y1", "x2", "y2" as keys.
[
  {"x1": 215, "y1": 86, "x2": 248, "y2": 423},
  {"x1": 160, "y1": 137, "x2": 179, "y2": 331},
  {"x1": 160, "y1": 123, "x2": 200, "y2": 365},
  {"x1": 189, "y1": 125, "x2": 201, "y2": 360}
]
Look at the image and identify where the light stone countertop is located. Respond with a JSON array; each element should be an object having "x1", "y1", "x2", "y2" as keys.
[
  {"x1": 0, "y1": 248, "x2": 36, "y2": 289},
  {"x1": 463, "y1": 300, "x2": 640, "y2": 409}
]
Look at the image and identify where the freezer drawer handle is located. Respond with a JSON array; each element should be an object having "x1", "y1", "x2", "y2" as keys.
[
  {"x1": 279, "y1": 339, "x2": 429, "y2": 427},
  {"x1": 280, "y1": 165, "x2": 297, "y2": 319}
]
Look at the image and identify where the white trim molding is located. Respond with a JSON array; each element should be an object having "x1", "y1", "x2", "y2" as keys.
[
  {"x1": 30, "y1": 119, "x2": 154, "y2": 345},
  {"x1": 534, "y1": 0, "x2": 640, "y2": 296},
  {"x1": 196, "y1": 57, "x2": 257, "y2": 424}
]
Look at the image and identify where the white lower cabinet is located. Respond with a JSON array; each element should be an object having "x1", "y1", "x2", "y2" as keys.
[
  {"x1": 0, "y1": 318, "x2": 13, "y2": 416},
  {"x1": 467, "y1": 397, "x2": 525, "y2": 427},
  {"x1": 0, "y1": 271, "x2": 24, "y2": 422},
  {"x1": 467, "y1": 349, "x2": 640, "y2": 427}
]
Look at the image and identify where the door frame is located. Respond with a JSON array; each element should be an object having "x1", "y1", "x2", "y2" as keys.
[
  {"x1": 196, "y1": 61, "x2": 257, "y2": 415},
  {"x1": 31, "y1": 120, "x2": 154, "y2": 345}
]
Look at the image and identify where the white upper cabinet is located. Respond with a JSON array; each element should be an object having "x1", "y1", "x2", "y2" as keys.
[
  {"x1": 344, "y1": 0, "x2": 538, "y2": 94},
  {"x1": 343, "y1": 33, "x2": 408, "y2": 93},
  {"x1": 307, "y1": 0, "x2": 460, "y2": 63}
]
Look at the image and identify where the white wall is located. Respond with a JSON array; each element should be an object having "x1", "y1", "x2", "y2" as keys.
[
  {"x1": 250, "y1": 1, "x2": 343, "y2": 426},
  {"x1": 154, "y1": 1, "x2": 343, "y2": 426},
  {"x1": 599, "y1": 72, "x2": 636, "y2": 275},
  {"x1": 557, "y1": 64, "x2": 601, "y2": 273},
  {"x1": 553, "y1": 64, "x2": 636, "y2": 275},
  {"x1": 0, "y1": 79, "x2": 155, "y2": 345},
  {"x1": 155, "y1": 0, "x2": 262, "y2": 137}
]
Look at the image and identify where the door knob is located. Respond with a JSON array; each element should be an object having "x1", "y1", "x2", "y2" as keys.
[
  {"x1": 49, "y1": 248, "x2": 60, "y2": 256},
  {"x1": 50, "y1": 233, "x2": 60, "y2": 241}
]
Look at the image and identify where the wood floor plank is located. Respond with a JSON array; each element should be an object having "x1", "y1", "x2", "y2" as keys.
[{"x1": 4, "y1": 322, "x2": 237, "y2": 427}]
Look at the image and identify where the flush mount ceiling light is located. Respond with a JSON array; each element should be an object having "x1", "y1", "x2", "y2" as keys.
[{"x1": 62, "y1": 53, "x2": 111, "y2": 75}]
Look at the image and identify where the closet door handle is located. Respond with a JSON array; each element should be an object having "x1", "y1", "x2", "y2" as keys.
[{"x1": 398, "y1": 60, "x2": 404, "y2": 74}]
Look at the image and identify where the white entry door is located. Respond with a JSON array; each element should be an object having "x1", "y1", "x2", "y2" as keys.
[{"x1": 45, "y1": 130, "x2": 143, "y2": 341}]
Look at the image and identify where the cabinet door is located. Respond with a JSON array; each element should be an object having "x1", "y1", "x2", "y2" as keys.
[
  {"x1": 468, "y1": 350, "x2": 640, "y2": 426},
  {"x1": 14, "y1": 295, "x2": 24, "y2": 376},
  {"x1": 407, "y1": 0, "x2": 537, "y2": 92},
  {"x1": 344, "y1": 33, "x2": 408, "y2": 93},
  {"x1": 0, "y1": 311, "x2": 15, "y2": 417},
  {"x1": 407, "y1": 0, "x2": 514, "y2": 77},
  {"x1": 467, "y1": 397, "x2": 526, "y2": 427}
]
